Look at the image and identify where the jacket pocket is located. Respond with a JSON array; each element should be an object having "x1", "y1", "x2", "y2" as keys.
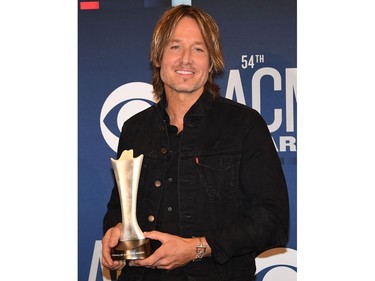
[{"x1": 196, "y1": 150, "x2": 242, "y2": 227}]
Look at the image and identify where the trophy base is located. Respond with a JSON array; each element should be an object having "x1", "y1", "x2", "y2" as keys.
[{"x1": 111, "y1": 238, "x2": 152, "y2": 260}]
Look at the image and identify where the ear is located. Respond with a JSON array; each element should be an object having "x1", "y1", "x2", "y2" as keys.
[
  {"x1": 154, "y1": 59, "x2": 161, "y2": 68},
  {"x1": 152, "y1": 55, "x2": 161, "y2": 68}
]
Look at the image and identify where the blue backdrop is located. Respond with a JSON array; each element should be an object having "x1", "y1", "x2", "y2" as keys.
[{"x1": 78, "y1": 1, "x2": 296, "y2": 280}]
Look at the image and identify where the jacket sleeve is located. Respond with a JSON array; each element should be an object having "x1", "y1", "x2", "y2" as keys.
[{"x1": 206, "y1": 110, "x2": 290, "y2": 264}]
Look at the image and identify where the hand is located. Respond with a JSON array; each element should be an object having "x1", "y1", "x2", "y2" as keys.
[
  {"x1": 128, "y1": 231, "x2": 200, "y2": 270},
  {"x1": 101, "y1": 223, "x2": 126, "y2": 270}
]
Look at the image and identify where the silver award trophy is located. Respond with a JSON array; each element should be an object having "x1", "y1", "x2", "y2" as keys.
[{"x1": 110, "y1": 149, "x2": 151, "y2": 260}]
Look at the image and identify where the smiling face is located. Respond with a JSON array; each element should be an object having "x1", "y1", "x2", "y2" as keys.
[{"x1": 159, "y1": 16, "x2": 210, "y2": 97}]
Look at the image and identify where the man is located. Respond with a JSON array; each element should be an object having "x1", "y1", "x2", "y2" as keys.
[{"x1": 102, "y1": 4, "x2": 289, "y2": 281}]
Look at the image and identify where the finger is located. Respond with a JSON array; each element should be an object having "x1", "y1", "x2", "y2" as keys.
[
  {"x1": 143, "y1": 230, "x2": 170, "y2": 243},
  {"x1": 130, "y1": 252, "x2": 161, "y2": 268},
  {"x1": 128, "y1": 260, "x2": 136, "y2": 267},
  {"x1": 108, "y1": 227, "x2": 121, "y2": 248},
  {"x1": 128, "y1": 260, "x2": 155, "y2": 268},
  {"x1": 102, "y1": 237, "x2": 114, "y2": 267},
  {"x1": 102, "y1": 227, "x2": 121, "y2": 267},
  {"x1": 102, "y1": 255, "x2": 115, "y2": 269},
  {"x1": 112, "y1": 260, "x2": 126, "y2": 270},
  {"x1": 142, "y1": 230, "x2": 157, "y2": 239},
  {"x1": 131, "y1": 257, "x2": 153, "y2": 267}
]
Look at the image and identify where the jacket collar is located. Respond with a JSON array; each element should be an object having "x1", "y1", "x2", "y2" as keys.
[{"x1": 156, "y1": 91, "x2": 214, "y2": 120}]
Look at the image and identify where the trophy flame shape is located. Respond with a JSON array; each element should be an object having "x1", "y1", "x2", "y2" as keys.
[{"x1": 110, "y1": 149, "x2": 151, "y2": 260}]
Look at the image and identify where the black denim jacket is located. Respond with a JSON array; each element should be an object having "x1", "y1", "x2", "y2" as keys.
[{"x1": 103, "y1": 91, "x2": 289, "y2": 281}]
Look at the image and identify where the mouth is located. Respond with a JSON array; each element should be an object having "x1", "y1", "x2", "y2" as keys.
[{"x1": 176, "y1": 69, "x2": 194, "y2": 75}]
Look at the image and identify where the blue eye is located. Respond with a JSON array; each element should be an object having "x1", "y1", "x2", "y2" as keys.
[{"x1": 100, "y1": 82, "x2": 154, "y2": 152}]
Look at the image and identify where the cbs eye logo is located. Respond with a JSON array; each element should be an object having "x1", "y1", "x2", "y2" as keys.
[
  {"x1": 100, "y1": 82, "x2": 155, "y2": 152},
  {"x1": 255, "y1": 247, "x2": 297, "y2": 281}
]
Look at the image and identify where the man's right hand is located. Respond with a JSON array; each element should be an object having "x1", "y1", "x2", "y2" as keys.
[{"x1": 101, "y1": 223, "x2": 126, "y2": 270}]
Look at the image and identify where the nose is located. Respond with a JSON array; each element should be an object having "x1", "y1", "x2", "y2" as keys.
[{"x1": 180, "y1": 48, "x2": 192, "y2": 65}]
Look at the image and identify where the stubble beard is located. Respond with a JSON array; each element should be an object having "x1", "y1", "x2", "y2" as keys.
[{"x1": 161, "y1": 68, "x2": 208, "y2": 95}]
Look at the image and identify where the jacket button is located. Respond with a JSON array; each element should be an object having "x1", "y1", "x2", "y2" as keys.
[
  {"x1": 160, "y1": 147, "x2": 168, "y2": 154},
  {"x1": 148, "y1": 215, "x2": 155, "y2": 222},
  {"x1": 154, "y1": 180, "x2": 162, "y2": 187}
]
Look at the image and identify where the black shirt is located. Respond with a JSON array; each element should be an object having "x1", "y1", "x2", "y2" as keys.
[
  {"x1": 146, "y1": 122, "x2": 188, "y2": 280},
  {"x1": 156, "y1": 123, "x2": 181, "y2": 236}
]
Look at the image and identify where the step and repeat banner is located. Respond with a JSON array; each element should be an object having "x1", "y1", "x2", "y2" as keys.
[{"x1": 78, "y1": 0, "x2": 297, "y2": 280}]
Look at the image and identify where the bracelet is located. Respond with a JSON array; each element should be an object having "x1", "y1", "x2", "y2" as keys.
[{"x1": 193, "y1": 237, "x2": 207, "y2": 262}]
